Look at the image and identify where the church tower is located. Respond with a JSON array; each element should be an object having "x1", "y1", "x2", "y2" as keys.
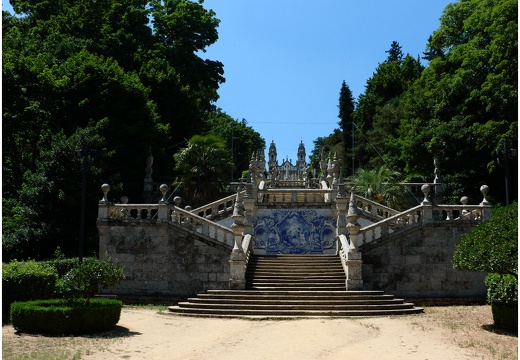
[
  {"x1": 296, "y1": 141, "x2": 306, "y2": 168},
  {"x1": 268, "y1": 140, "x2": 278, "y2": 174}
]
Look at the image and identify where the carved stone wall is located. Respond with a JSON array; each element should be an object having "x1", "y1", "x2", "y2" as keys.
[
  {"x1": 253, "y1": 208, "x2": 336, "y2": 255},
  {"x1": 98, "y1": 222, "x2": 230, "y2": 298},
  {"x1": 361, "y1": 222, "x2": 487, "y2": 300}
]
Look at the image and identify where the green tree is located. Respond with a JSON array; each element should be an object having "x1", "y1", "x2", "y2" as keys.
[
  {"x1": 453, "y1": 203, "x2": 517, "y2": 278},
  {"x1": 347, "y1": 165, "x2": 407, "y2": 210},
  {"x1": 204, "y1": 110, "x2": 265, "y2": 181},
  {"x1": 3, "y1": 0, "x2": 225, "y2": 259},
  {"x1": 353, "y1": 42, "x2": 423, "y2": 170},
  {"x1": 399, "y1": 0, "x2": 517, "y2": 203},
  {"x1": 173, "y1": 134, "x2": 233, "y2": 206},
  {"x1": 337, "y1": 81, "x2": 355, "y2": 176}
]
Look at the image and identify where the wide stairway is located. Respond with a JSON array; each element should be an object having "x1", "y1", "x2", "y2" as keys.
[{"x1": 168, "y1": 255, "x2": 423, "y2": 317}]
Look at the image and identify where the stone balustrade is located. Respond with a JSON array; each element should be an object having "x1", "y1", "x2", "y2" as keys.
[
  {"x1": 97, "y1": 184, "x2": 234, "y2": 249},
  {"x1": 352, "y1": 194, "x2": 400, "y2": 220},
  {"x1": 358, "y1": 205, "x2": 423, "y2": 246},
  {"x1": 357, "y1": 185, "x2": 492, "y2": 247},
  {"x1": 171, "y1": 206, "x2": 235, "y2": 248},
  {"x1": 257, "y1": 188, "x2": 334, "y2": 204},
  {"x1": 191, "y1": 192, "x2": 243, "y2": 221}
]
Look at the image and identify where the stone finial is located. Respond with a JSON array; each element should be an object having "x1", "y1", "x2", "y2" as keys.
[
  {"x1": 173, "y1": 196, "x2": 182, "y2": 207},
  {"x1": 421, "y1": 184, "x2": 431, "y2": 204},
  {"x1": 159, "y1": 184, "x2": 169, "y2": 203},
  {"x1": 121, "y1": 196, "x2": 129, "y2": 204},
  {"x1": 100, "y1": 183, "x2": 110, "y2": 204},
  {"x1": 460, "y1": 196, "x2": 469, "y2": 206},
  {"x1": 346, "y1": 190, "x2": 359, "y2": 223},
  {"x1": 231, "y1": 189, "x2": 246, "y2": 253},
  {"x1": 480, "y1": 185, "x2": 490, "y2": 205}
]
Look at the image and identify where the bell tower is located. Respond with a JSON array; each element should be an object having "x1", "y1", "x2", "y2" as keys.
[
  {"x1": 268, "y1": 140, "x2": 278, "y2": 174},
  {"x1": 296, "y1": 141, "x2": 306, "y2": 168}
]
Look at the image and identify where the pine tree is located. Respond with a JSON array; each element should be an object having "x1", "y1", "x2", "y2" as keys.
[{"x1": 337, "y1": 81, "x2": 355, "y2": 176}]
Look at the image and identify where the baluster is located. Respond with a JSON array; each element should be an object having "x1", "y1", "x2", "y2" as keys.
[{"x1": 147, "y1": 208, "x2": 152, "y2": 220}]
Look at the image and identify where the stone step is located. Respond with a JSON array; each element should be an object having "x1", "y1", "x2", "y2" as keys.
[
  {"x1": 184, "y1": 298, "x2": 405, "y2": 306},
  {"x1": 169, "y1": 306, "x2": 424, "y2": 317},
  {"x1": 204, "y1": 290, "x2": 388, "y2": 297},
  {"x1": 169, "y1": 255, "x2": 423, "y2": 318},
  {"x1": 176, "y1": 302, "x2": 415, "y2": 311}
]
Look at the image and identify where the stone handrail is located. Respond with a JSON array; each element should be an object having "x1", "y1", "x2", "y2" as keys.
[
  {"x1": 358, "y1": 205, "x2": 423, "y2": 246},
  {"x1": 434, "y1": 205, "x2": 483, "y2": 221},
  {"x1": 191, "y1": 191, "x2": 244, "y2": 221},
  {"x1": 358, "y1": 203, "x2": 489, "y2": 247},
  {"x1": 99, "y1": 202, "x2": 234, "y2": 249},
  {"x1": 256, "y1": 188, "x2": 334, "y2": 204},
  {"x1": 350, "y1": 194, "x2": 400, "y2": 220},
  {"x1": 170, "y1": 206, "x2": 234, "y2": 248},
  {"x1": 105, "y1": 204, "x2": 159, "y2": 221}
]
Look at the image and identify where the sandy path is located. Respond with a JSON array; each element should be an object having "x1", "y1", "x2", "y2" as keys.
[{"x1": 84, "y1": 308, "x2": 476, "y2": 360}]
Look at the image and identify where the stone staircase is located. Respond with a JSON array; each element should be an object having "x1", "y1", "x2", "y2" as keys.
[{"x1": 168, "y1": 255, "x2": 423, "y2": 317}]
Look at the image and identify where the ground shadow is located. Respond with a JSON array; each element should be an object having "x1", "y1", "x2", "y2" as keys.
[
  {"x1": 14, "y1": 325, "x2": 141, "y2": 339},
  {"x1": 481, "y1": 324, "x2": 518, "y2": 337}
]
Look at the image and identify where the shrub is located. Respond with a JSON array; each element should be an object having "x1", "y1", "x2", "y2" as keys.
[
  {"x1": 58, "y1": 258, "x2": 125, "y2": 303},
  {"x1": 2, "y1": 261, "x2": 58, "y2": 323},
  {"x1": 10, "y1": 298, "x2": 122, "y2": 334},
  {"x1": 485, "y1": 273, "x2": 518, "y2": 306},
  {"x1": 485, "y1": 273, "x2": 518, "y2": 331},
  {"x1": 453, "y1": 202, "x2": 517, "y2": 276}
]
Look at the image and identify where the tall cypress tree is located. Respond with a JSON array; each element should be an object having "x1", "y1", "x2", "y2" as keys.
[{"x1": 338, "y1": 81, "x2": 355, "y2": 176}]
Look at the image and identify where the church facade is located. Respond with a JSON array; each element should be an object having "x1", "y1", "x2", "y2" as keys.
[{"x1": 267, "y1": 140, "x2": 308, "y2": 180}]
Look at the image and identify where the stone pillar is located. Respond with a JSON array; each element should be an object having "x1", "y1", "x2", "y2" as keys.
[
  {"x1": 421, "y1": 184, "x2": 433, "y2": 223},
  {"x1": 97, "y1": 183, "x2": 111, "y2": 220},
  {"x1": 229, "y1": 190, "x2": 247, "y2": 290},
  {"x1": 336, "y1": 193, "x2": 348, "y2": 254},
  {"x1": 157, "y1": 184, "x2": 170, "y2": 222},
  {"x1": 479, "y1": 185, "x2": 492, "y2": 220},
  {"x1": 345, "y1": 191, "x2": 363, "y2": 290}
]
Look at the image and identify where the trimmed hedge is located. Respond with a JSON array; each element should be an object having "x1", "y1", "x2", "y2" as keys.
[
  {"x1": 10, "y1": 298, "x2": 122, "y2": 334},
  {"x1": 2, "y1": 261, "x2": 58, "y2": 323},
  {"x1": 484, "y1": 273, "x2": 518, "y2": 331}
]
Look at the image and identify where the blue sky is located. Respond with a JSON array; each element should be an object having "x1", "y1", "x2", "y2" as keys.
[
  {"x1": 200, "y1": 0, "x2": 454, "y2": 162},
  {"x1": 3, "y1": 0, "x2": 454, "y2": 162}
]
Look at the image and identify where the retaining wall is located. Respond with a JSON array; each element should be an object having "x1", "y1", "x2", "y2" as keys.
[
  {"x1": 361, "y1": 222, "x2": 487, "y2": 300},
  {"x1": 97, "y1": 222, "x2": 231, "y2": 298}
]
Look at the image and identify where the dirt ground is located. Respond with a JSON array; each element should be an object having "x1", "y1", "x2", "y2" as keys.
[{"x1": 3, "y1": 305, "x2": 518, "y2": 360}]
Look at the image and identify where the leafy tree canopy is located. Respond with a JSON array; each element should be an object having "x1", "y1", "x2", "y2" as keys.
[
  {"x1": 173, "y1": 133, "x2": 233, "y2": 207},
  {"x1": 453, "y1": 202, "x2": 518, "y2": 278},
  {"x1": 2, "y1": 0, "x2": 227, "y2": 259}
]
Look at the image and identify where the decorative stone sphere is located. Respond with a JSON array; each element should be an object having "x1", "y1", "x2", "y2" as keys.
[
  {"x1": 185, "y1": 205, "x2": 192, "y2": 211},
  {"x1": 480, "y1": 185, "x2": 489, "y2": 196},
  {"x1": 460, "y1": 196, "x2": 469, "y2": 205},
  {"x1": 121, "y1": 196, "x2": 129, "y2": 204},
  {"x1": 159, "y1": 184, "x2": 169, "y2": 195},
  {"x1": 101, "y1": 183, "x2": 110, "y2": 193},
  {"x1": 174, "y1": 196, "x2": 182, "y2": 206},
  {"x1": 421, "y1": 184, "x2": 431, "y2": 194}
]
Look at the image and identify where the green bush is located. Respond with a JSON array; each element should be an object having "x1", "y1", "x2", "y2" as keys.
[
  {"x1": 484, "y1": 273, "x2": 517, "y2": 306},
  {"x1": 453, "y1": 202, "x2": 517, "y2": 276},
  {"x1": 484, "y1": 273, "x2": 518, "y2": 331},
  {"x1": 10, "y1": 298, "x2": 122, "y2": 334},
  {"x1": 58, "y1": 258, "x2": 125, "y2": 303},
  {"x1": 2, "y1": 261, "x2": 58, "y2": 323}
]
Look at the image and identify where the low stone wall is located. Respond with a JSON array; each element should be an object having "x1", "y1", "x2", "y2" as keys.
[
  {"x1": 361, "y1": 222, "x2": 487, "y2": 300},
  {"x1": 97, "y1": 222, "x2": 231, "y2": 298}
]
